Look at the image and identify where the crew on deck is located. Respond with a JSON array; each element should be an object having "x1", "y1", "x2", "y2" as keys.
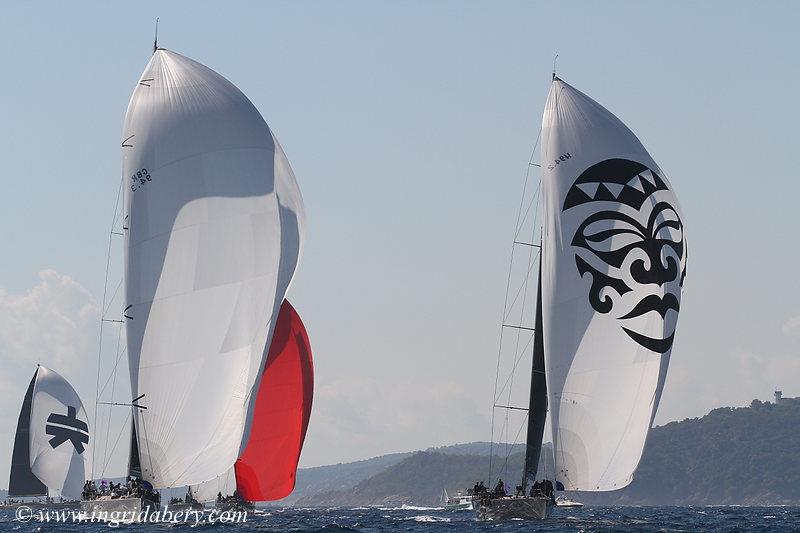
[
  {"x1": 492, "y1": 479, "x2": 506, "y2": 497},
  {"x1": 81, "y1": 476, "x2": 159, "y2": 501}
]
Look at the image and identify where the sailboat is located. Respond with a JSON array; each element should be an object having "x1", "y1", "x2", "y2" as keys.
[
  {"x1": 83, "y1": 42, "x2": 306, "y2": 517},
  {"x1": 6, "y1": 366, "x2": 90, "y2": 507},
  {"x1": 477, "y1": 75, "x2": 686, "y2": 520},
  {"x1": 441, "y1": 488, "x2": 474, "y2": 511},
  {"x1": 191, "y1": 298, "x2": 314, "y2": 510}
]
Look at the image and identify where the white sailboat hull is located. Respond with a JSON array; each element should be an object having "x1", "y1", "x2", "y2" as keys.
[
  {"x1": 80, "y1": 495, "x2": 159, "y2": 521},
  {"x1": 475, "y1": 496, "x2": 552, "y2": 520}
]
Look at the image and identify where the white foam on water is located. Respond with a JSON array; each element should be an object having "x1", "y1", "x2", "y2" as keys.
[
  {"x1": 408, "y1": 515, "x2": 451, "y2": 522},
  {"x1": 399, "y1": 504, "x2": 444, "y2": 511}
]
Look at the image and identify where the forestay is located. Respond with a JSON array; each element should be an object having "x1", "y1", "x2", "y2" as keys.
[
  {"x1": 540, "y1": 78, "x2": 686, "y2": 490},
  {"x1": 123, "y1": 49, "x2": 305, "y2": 488}
]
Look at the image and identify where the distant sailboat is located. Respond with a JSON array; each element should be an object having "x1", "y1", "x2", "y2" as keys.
[
  {"x1": 8, "y1": 366, "x2": 90, "y2": 503},
  {"x1": 192, "y1": 299, "x2": 314, "y2": 509},
  {"x1": 478, "y1": 76, "x2": 686, "y2": 520},
  {"x1": 84, "y1": 44, "x2": 306, "y2": 517}
]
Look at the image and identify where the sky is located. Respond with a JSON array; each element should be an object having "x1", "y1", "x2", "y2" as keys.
[{"x1": 0, "y1": 1, "x2": 799, "y2": 484}]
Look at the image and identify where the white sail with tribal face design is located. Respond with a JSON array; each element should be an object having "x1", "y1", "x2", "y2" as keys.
[
  {"x1": 540, "y1": 78, "x2": 686, "y2": 491},
  {"x1": 564, "y1": 158, "x2": 686, "y2": 354}
]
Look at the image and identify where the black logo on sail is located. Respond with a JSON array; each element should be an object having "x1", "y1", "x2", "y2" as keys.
[
  {"x1": 46, "y1": 406, "x2": 89, "y2": 454},
  {"x1": 563, "y1": 158, "x2": 686, "y2": 354}
]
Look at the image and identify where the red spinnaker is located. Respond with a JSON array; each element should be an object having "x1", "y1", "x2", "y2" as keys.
[{"x1": 235, "y1": 300, "x2": 314, "y2": 501}]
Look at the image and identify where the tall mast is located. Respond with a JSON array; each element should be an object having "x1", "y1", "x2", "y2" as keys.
[{"x1": 522, "y1": 248, "x2": 546, "y2": 492}]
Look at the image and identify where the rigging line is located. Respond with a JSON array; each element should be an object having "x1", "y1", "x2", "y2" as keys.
[
  {"x1": 506, "y1": 237, "x2": 537, "y2": 388},
  {"x1": 513, "y1": 180, "x2": 542, "y2": 243},
  {"x1": 513, "y1": 129, "x2": 543, "y2": 238},
  {"x1": 500, "y1": 411, "x2": 529, "y2": 485},
  {"x1": 504, "y1": 217, "x2": 539, "y2": 460},
  {"x1": 489, "y1": 237, "x2": 517, "y2": 484},
  {"x1": 91, "y1": 176, "x2": 124, "y2": 478},
  {"x1": 493, "y1": 332, "x2": 535, "y2": 403},
  {"x1": 101, "y1": 323, "x2": 123, "y2": 477},
  {"x1": 99, "y1": 408, "x2": 132, "y2": 477},
  {"x1": 489, "y1": 97, "x2": 544, "y2": 485},
  {"x1": 102, "y1": 277, "x2": 124, "y2": 317},
  {"x1": 502, "y1": 248, "x2": 541, "y2": 323},
  {"x1": 513, "y1": 141, "x2": 542, "y2": 239},
  {"x1": 97, "y1": 345, "x2": 127, "y2": 399}
]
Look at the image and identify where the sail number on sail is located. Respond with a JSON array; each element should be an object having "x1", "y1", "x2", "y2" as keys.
[
  {"x1": 129, "y1": 168, "x2": 152, "y2": 191},
  {"x1": 546, "y1": 152, "x2": 573, "y2": 171}
]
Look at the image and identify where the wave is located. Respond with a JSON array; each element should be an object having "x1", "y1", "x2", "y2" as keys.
[
  {"x1": 399, "y1": 504, "x2": 444, "y2": 511},
  {"x1": 407, "y1": 515, "x2": 451, "y2": 522}
]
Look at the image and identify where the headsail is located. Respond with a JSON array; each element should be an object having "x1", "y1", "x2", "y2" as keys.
[
  {"x1": 191, "y1": 299, "x2": 314, "y2": 501},
  {"x1": 540, "y1": 78, "x2": 686, "y2": 491},
  {"x1": 9, "y1": 366, "x2": 91, "y2": 499},
  {"x1": 123, "y1": 49, "x2": 305, "y2": 488}
]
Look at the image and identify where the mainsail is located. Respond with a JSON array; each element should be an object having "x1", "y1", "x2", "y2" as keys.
[
  {"x1": 540, "y1": 78, "x2": 686, "y2": 491},
  {"x1": 123, "y1": 49, "x2": 305, "y2": 488},
  {"x1": 191, "y1": 299, "x2": 314, "y2": 502},
  {"x1": 9, "y1": 366, "x2": 91, "y2": 499},
  {"x1": 8, "y1": 369, "x2": 47, "y2": 497},
  {"x1": 522, "y1": 256, "x2": 546, "y2": 488}
]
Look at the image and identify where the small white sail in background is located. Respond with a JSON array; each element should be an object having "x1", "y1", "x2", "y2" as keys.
[
  {"x1": 540, "y1": 78, "x2": 686, "y2": 491},
  {"x1": 123, "y1": 49, "x2": 305, "y2": 489},
  {"x1": 26, "y1": 366, "x2": 91, "y2": 499}
]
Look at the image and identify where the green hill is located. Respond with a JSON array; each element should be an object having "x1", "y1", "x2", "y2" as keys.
[
  {"x1": 293, "y1": 399, "x2": 800, "y2": 506},
  {"x1": 580, "y1": 398, "x2": 800, "y2": 505}
]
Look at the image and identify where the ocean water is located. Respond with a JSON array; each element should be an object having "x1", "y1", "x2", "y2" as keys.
[{"x1": 1, "y1": 504, "x2": 798, "y2": 532}]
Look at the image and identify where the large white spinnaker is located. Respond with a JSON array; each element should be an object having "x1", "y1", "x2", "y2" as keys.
[
  {"x1": 540, "y1": 78, "x2": 686, "y2": 491},
  {"x1": 22, "y1": 366, "x2": 91, "y2": 499},
  {"x1": 123, "y1": 49, "x2": 305, "y2": 488}
]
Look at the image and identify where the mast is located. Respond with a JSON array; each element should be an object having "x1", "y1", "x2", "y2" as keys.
[{"x1": 521, "y1": 249, "x2": 546, "y2": 492}]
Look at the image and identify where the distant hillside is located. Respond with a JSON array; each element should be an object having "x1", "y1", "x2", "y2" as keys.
[
  {"x1": 284, "y1": 451, "x2": 412, "y2": 504},
  {"x1": 294, "y1": 444, "x2": 549, "y2": 507},
  {"x1": 285, "y1": 442, "x2": 524, "y2": 505},
  {"x1": 292, "y1": 401, "x2": 800, "y2": 506},
  {"x1": 576, "y1": 399, "x2": 800, "y2": 506}
]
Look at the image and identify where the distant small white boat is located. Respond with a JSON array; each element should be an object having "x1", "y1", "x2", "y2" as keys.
[
  {"x1": 555, "y1": 496, "x2": 583, "y2": 508},
  {"x1": 441, "y1": 489, "x2": 474, "y2": 511}
]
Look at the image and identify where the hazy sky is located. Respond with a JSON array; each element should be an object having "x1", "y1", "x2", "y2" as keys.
[{"x1": 1, "y1": 1, "x2": 798, "y2": 483}]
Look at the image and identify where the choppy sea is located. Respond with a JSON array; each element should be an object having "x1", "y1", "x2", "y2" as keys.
[{"x1": 2, "y1": 504, "x2": 799, "y2": 532}]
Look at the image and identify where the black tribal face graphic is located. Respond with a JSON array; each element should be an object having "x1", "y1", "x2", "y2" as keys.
[{"x1": 564, "y1": 159, "x2": 686, "y2": 353}]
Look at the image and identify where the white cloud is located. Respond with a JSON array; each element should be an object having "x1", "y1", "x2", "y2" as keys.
[
  {"x1": 0, "y1": 269, "x2": 98, "y2": 369},
  {"x1": 0, "y1": 270, "x2": 100, "y2": 487},
  {"x1": 782, "y1": 316, "x2": 800, "y2": 340}
]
